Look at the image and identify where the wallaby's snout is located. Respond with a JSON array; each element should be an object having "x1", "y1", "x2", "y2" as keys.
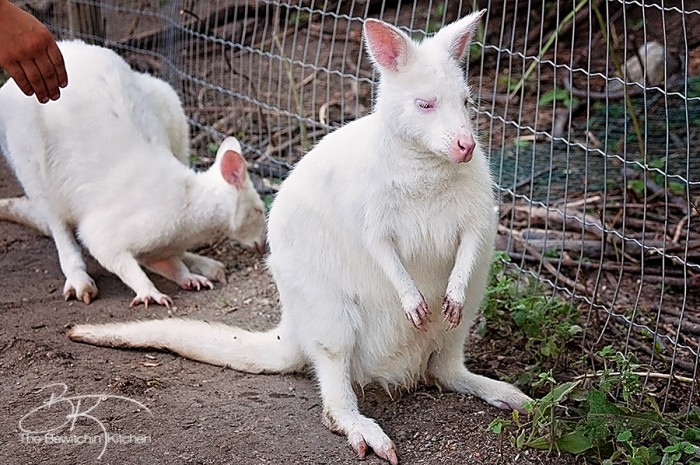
[
  {"x1": 235, "y1": 234, "x2": 266, "y2": 255},
  {"x1": 231, "y1": 206, "x2": 267, "y2": 255},
  {"x1": 451, "y1": 133, "x2": 475, "y2": 163}
]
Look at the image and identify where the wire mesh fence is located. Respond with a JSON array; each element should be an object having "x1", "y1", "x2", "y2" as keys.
[{"x1": 25, "y1": 0, "x2": 699, "y2": 412}]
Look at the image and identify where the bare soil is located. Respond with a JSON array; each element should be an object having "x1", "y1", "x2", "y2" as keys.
[{"x1": 0, "y1": 159, "x2": 578, "y2": 465}]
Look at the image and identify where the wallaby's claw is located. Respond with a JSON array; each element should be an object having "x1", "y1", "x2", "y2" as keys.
[
  {"x1": 491, "y1": 393, "x2": 532, "y2": 415},
  {"x1": 479, "y1": 380, "x2": 533, "y2": 414},
  {"x1": 350, "y1": 436, "x2": 368, "y2": 459},
  {"x1": 180, "y1": 274, "x2": 214, "y2": 291},
  {"x1": 130, "y1": 292, "x2": 172, "y2": 309},
  {"x1": 405, "y1": 297, "x2": 430, "y2": 331},
  {"x1": 62, "y1": 274, "x2": 98, "y2": 305},
  {"x1": 441, "y1": 295, "x2": 463, "y2": 330},
  {"x1": 348, "y1": 428, "x2": 399, "y2": 465}
]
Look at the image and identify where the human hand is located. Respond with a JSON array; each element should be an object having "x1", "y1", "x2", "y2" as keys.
[{"x1": 0, "y1": 0, "x2": 68, "y2": 103}]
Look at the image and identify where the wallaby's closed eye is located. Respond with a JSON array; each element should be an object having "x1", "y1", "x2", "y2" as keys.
[
  {"x1": 0, "y1": 40, "x2": 266, "y2": 307},
  {"x1": 68, "y1": 11, "x2": 530, "y2": 464}
]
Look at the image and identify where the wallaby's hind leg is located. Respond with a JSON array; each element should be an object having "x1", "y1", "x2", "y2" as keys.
[
  {"x1": 143, "y1": 255, "x2": 215, "y2": 291},
  {"x1": 427, "y1": 329, "x2": 531, "y2": 412},
  {"x1": 310, "y1": 346, "x2": 399, "y2": 465},
  {"x1": 0, "y1": 196, "x2": 50, "y2": 235},
  {"x1": 182, "y1": 252, "x2": 227, "y2": 284},
  {"x1": 47, "y1": 220, "x2": 98, "y2": 304},
  {"x1": 285, "y1": 286, "x2": 399, "y2": 465},
  {"x1": 0, "y1": 196, "x2": 98, "y2": 303},
  {"x1": 86, "y1": 243, "x2": 171, "y2": 307}
]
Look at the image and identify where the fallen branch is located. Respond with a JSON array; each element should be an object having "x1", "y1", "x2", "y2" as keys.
[{"x1": 574, "y1": 370, "x2": 696, "y2": 385}]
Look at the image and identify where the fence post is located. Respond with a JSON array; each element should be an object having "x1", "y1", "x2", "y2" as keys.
[{"x1": 67, "y1": 0, "x2": 105, "y2": 45}]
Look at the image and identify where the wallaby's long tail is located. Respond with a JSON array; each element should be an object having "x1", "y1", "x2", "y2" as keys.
[
  {"x1": 0, "y1": 196, "x2": 50, "y2": 235},
  {"x1": 67, "y1": 318, "x2": 305, "y2": 374}
]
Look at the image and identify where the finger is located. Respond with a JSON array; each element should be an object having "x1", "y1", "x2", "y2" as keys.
[
  {"x1": 3, "y1": 62, "x2": 34, "y2": 96},
  {"x1": 45, "y1": 42, "x2": 68, "y2": 88},
  {"x1": 34, "y1": 51, "x2": 61, "y2": 100},
  {"x1": 19, "y1": 60, "x2": 50, "y2": 103}
]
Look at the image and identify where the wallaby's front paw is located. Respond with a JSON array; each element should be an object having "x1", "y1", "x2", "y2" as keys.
[
  {"x1": 130, "y1": 291, "x2": 173, "y2": 308},
  {"x1": 179, "y1": 273, "x2": 214, "y2": 291},
  {"x1": 63, "y1": 273, "x2": 98, "y2": 304},
  {"x1": 347, "y1": 419, "x2": 398, "y2": 465},
  {"x1": 404, "y1": 295, "x2": 430, "y2": 331},
  {"x1": 441, "y1": 295, "x2": 463, "y2": 329}
]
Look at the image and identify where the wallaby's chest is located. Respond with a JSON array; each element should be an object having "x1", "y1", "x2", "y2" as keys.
[{"x1": 378, "y1": 176, "x2": 469, "y2": 253}]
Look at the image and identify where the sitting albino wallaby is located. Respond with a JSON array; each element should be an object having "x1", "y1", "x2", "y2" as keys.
[
  {"x1": 0, "y1": 40, "x2": 266, "y2": 307},
  {"x1": 68, "y1": 11, "x2": 530, "y2": 463}
]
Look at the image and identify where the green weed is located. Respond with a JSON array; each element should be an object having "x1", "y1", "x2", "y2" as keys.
[
  {"x1": 538, "y1": 87, "x2": 577, "y2": 109},
  {"x1": 488, "y1": 348, "x2": 700, "y2": 464},
  {"x1": 481, "y1": 252, "x2": 583, "y2": 380},
  {"x1": 626, "y1": 157, "x2": 687, "y2": 198}
]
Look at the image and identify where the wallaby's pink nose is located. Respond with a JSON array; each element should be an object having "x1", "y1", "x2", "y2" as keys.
[{"x1": 450, "y1": 136, "x2": 475, "y2": 163}]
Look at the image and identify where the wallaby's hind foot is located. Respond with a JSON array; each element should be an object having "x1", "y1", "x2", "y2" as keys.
[
  {"x1": 450, "y1": 370, "x2": 531, "y2": 412},
  {"x1": 63, "y1": 272, "x2": 98, "y2": 304},
  {"x1": 430, "y1": 354, "x2": 531, "y2": 412},
  {"x1": 182, "y1": 252, "x2": 227, "y2": 284},
  {"x1": 144, "y1": 256, "x2": 215, "y2": 291},
  {"x1": 342, "y1": 417, "x2": 398, "y2": 465}
]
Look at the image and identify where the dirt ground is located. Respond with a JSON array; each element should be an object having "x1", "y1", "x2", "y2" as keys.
[{"x1": 0, "y1": 159, "x2": 581, "y2": 465}]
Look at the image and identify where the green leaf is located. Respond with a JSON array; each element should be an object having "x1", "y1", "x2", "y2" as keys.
[
  {"x1": 525, "y1": 435, "x2": 551, "y2": 450},
  {"x1": 556, "y1": 431, "x2": 594, "y2": 454},
  {"x1": 682, "y1": 441, "x2": 699, "y2": 454},
  {"x1": 515, "y1": 428, "x2": 527, "y2": 449},
  {"x1": 598, "y1": 345, "x2": 615, "y2": 357},
  {"x1": 630, "y1": 446, "x2": 653, "y2": 465},
  {"x1": 669, "y1": 182, "x2": 686, "y2": 196},
  {"x1": 586, "y1": 389, "x2": 623, "y2": 415},
  {"x1": 617, "y1": 430, "x2": 633, "y2": 442},
  {"x1": 488, "y1": 418, "x2": 507, "y2": 434},
  {"x1": 541, "y1": 380, "x2": 582, "y2": 406},
  {"x1": 540, "y1": 339, "x2": 558, "y2": 357},
  {"x1": 568, "y1": 324, "x2": 583, "y2": 335},
  {"x1": 627, "y1": 179, "x2": 646, "y2": 195},
  {"x1": 538, "y1": 87, "x2": 574, "y2": 108}
]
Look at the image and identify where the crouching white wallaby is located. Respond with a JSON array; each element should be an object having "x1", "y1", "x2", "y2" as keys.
[
  {"x1": 68, "y1": 11, "x2": 530, "y2": 463},
  {"x1": 0, "y1": 40, "x2": 266, "y2": 307}
]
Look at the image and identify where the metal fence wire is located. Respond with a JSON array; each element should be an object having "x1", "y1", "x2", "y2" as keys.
[{"x1": 26, "y1": 0, "x2": 699, "y2": 413}]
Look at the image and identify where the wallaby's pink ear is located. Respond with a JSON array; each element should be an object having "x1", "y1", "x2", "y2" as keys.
[
  {"x1": 363, "y1": 18, "x2": 414, "y2": 72},
  {"x1": 438, "y1": 9, "x2": 486, "y2": 63},
  {"x1": 220, "y1": 149, "x2": 247, "y2": 190}
]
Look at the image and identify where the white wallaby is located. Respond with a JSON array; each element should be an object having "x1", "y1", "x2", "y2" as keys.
[
  {"x1": 0, "y1": 40, "x2": 266, "y2": 307},
  {"x1": 67, "y1": 12, "x2": 530, "y2": 464}
]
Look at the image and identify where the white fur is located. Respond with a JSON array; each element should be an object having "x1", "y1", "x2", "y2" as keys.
[
  {"x1": 68, "y1": 13, "x2": 530, "y2": 464},
  {"x1": 0, "y1": 40, "x2": 266, "y2": 307}
]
